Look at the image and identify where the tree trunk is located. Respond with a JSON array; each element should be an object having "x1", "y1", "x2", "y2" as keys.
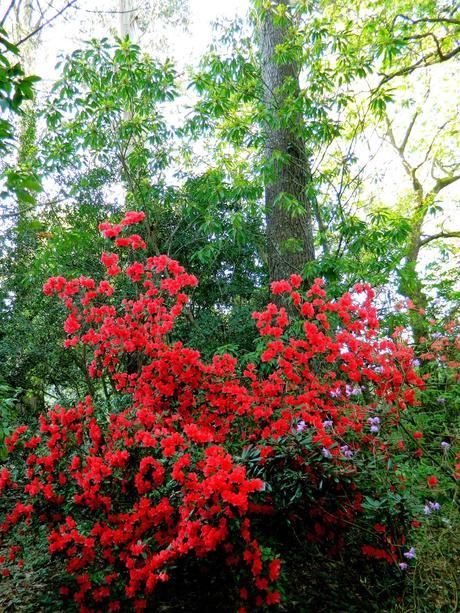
[
  {"x1": 398, "y1": 220, "x2": 429, "y2": 343},
  {"x1": 258, "y1": 0, "x2": 315, "y2": 283},
  {"x1": 119, "y1": 0, "x2": 137, "y2": 40}
]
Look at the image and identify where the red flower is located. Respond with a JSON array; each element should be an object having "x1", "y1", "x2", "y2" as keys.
[
  {"x1": 266, "y1": 591, "x2": 281, "y2": 605},
  {"x1": 268, "y1": 558, "x2": 282, "y2": 581},
  {"x1": 290, "y1": 274, "x2": 302, "y2": 288},
  {"x1": 270, "y1": 280, "x2": 292, "y2": 295}
]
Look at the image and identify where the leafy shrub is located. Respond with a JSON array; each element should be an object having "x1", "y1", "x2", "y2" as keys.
[{"x1": 0, "y1": 211, "x2": 450, "y2": 612}]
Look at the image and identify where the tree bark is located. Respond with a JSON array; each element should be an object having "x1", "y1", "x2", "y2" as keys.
[
  {"x1": 258, "y1": 0, "x2": 315, "y2": 283},
  {"x1": 119, "y1": 0, "x2": 138, "y2": 40},
  {"x1": 399, "y1": 223, "x2": 429, "y2": 343}
]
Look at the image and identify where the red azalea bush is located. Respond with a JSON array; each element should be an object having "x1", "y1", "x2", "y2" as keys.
[{"x1": 0, "y1": 211, "x2": 428, "y2": 611}]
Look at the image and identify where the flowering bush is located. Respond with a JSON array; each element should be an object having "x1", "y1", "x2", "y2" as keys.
[{"x1": 0, "y1": 211, "x2": 433, "y2": 611}]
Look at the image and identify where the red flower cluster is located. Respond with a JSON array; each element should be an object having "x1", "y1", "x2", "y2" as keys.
[{"x1": 0, "y1": 212, "x2": 426, "y2": 611}]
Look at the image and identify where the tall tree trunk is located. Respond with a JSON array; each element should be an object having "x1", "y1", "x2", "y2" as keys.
[
  {"x1": 119, "y1": 0, "x2": 137, "y2": 40},
  {"x1": 398, "y1": 216, "x2": 429, "y2": 343},
  {"x1": 258, "y1": 0, "x2": 315, "y2": 283}
]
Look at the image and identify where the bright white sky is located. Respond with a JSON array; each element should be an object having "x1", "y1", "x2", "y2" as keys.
[
  {"x1": 188, "y1": 0, "x2": 248, "y2": 46},
  {"x1": 35, "y1": 0, "x2": 250, "y2": 81}
]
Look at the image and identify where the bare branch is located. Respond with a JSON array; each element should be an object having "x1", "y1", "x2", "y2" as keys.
[
  {"x1": 401, "y1": 31, "x2": 448, "y2": 61},
  {"x1": 400, "y1": 111, "x2": 419, "y2": 153},
  {"x1": 384, "y1": 114, "x2": 424, "y2": 199},
  {"x1": 73, "y1": 5, "x2": 141, "y2": 14},
  {"x1": 419, "y1": 230, "x2": 460, "y2": 247},
  {"x1": 377, "y1": 43, "x2": 460, "y2": 89},
  {"x1": 0, "y1": 0, "x2": 16, "y2": 27},
  {"x1": 413, "y1": 120, "x2": 451, "y2": 173},
  {"x1": 14, "y1": 0, "x2": 78, "y2": 46},
  {"x1": 392, "y1": 14, "x2": 460, "y2": 28},
  {"x1": 433, "y1": 173, "x2": 460, "y2": 194}
]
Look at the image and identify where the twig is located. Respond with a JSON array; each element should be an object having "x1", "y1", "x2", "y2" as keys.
[{"x1": 14, "y1": 0, "x2": 78, "y2": 46}]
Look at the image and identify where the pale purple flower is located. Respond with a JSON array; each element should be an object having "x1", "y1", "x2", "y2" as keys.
[
  {"x1": 296, "y1": 420, "x2": 307, "y2": 433},
  {"x1": 423, "y1": 504, "x2": 431, "y2": 515},
  {"x1": 399, "y1": 562, "x2": 408, "y2": 570},
  {"x1": 368, "y1": 416, "x2": 380, "y2": 433},
  {"x1": 329, "y1": 388, "x2": 341, "y2": 398},
  {"x1": 345, "y1": 385, "x2": 361, "y2": 397},
  {"x1": 438, "y1": 397, "x2": 446, "y2": 404},
  {"x1": 441, "y1": 440, "x2": 450, "y2": 449},
  {"x1": 427, "y1": 501, "x2": 440, "y2": 512},
  {"x1": 340, "y1": 445, "x2": 353, "y2": 459},
  {"x1": 403, "y1": 547, "x2": 416, "y2": 560},
  {"x1": 412, "y1": 359, "x2": 421, "y2": 368},
  {"x1": 323, "y1": 420, "x2": 333, "y2": 429},
  {"x1": 322, "y1": 447, "x2": 332, "y2": 459}
]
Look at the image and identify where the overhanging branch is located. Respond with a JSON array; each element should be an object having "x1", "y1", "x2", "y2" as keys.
[
  {"x1": 419, "y1": 230, "x2": 460, "y2": 247},
  {"x1": 433, "y1": 173, "x2": 460, "y2": 194},
  {"x1": 377, "y1": 44, "x2": 460, "y2": 89}
]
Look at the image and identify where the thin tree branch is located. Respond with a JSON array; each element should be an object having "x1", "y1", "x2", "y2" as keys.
[
  {"x1": 73, "y1": 5, "x2": 141, "y2": 14},
  {"x1": 414, "y1": 120, "x2": 450, "y2": 173},
  {"x1": 401, "y1": 31, "x2": 448, "y2": 61},
  {"x1": 392, "y1": 14, "x2": 460, "y2": 28},
  {"x1": 14, "y1": 0, "x2": 78, "y2": 46},
  {"x1": 419, "y1": 231, "x2": 460, "y2": 247},
  {"x1": 384, "y1": 114, "x2": 424, "y2": 199},
  {"x1": 0, "y1": 0, "x2": 16, "y2": 27},
  {"x1": 400, "y1": 111, "x2": 419, "y2": 153},
  {"x1": 433, "y1": 173, "x2": 460, "y2": 194},
  {"x1": 377, "y1": 44, "x2": 460, "y2": 89}
]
